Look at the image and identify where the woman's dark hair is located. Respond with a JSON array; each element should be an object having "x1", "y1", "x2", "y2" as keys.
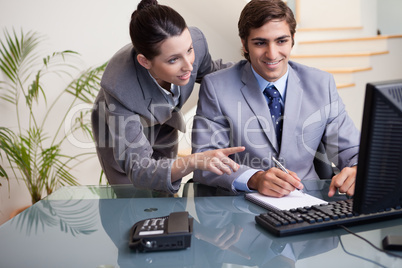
[
  {"x1": 238, "y1": 0, "x2": 297, "y2": 61},
  {"x1": 130, "y1": 0, "x2": 187, "y2": 59}
]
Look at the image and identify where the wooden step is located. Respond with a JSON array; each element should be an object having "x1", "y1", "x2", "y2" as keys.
[
  {"x1": 291, "y1": 51, "x2": 388, "y2": 58},
  {"x1": 323, "y1": 67, "x2": 372, "y2": 74},
  {"x1": 295, "y1": 35, "x2": 402, "y2": 54},
  {"x1": 290, "y1": 51, "x2": 388, "y2": 69},
  {"x1": 295, "y1": 27, "x2": 368, "y2": 42},
  {"x1": 329, "y1": 67, "x2": 371, "y2": 85},
  {"x1": 298, "y1": 34, "x2": 402, "y2": 44},
  {"x1": 324, "y1": 68, "x2": 372, "y2": 88},
  {"x1": 297, "y1": 26, "x2": 363, "y2": 32},
  {"x1": 328, "y1": 67, "x2": 372, "y2": 86},
  {"x1": 337, "y1": 83, "x2": 355, "y2": 89}
]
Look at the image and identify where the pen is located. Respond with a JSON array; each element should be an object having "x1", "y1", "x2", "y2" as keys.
[{"x1": 271, "y1": 156, "x2": 304, "y2": 193}]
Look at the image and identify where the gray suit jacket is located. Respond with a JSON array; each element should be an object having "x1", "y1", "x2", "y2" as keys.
[
  {"x1": 91, "y1": 27, "x2": 230, "y2": 193},
  {"x1": 192, "y1": 60, "x2": 360, "y2": 194}
]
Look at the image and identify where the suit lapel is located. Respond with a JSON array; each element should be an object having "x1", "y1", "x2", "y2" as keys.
[
  {"x1": 280, "y1": 66, "x2": 303, "y2": 156},
  {"x1": 240, "y1": 63, "x2": 279, "y2": 152},
  {"x1": 135, "y1": 58, "x2": 186, "y2": 132}
]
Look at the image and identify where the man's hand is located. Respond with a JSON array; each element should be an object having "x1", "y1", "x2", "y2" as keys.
[
  {"x1": 247, "y1": 168, "x2": 304, "y2": 197},
  {"x1": 328, "y1": 166, "x2": 357, "y2": 197}
]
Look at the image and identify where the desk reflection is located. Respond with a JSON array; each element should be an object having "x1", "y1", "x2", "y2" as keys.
[
  {"x1": 12, "y1": 199, "x2": 98, "y2": 236},
  {"x1": 3, "y1": 183, "x2": 399, "y2": 267},
  {"x1": 99, "y1": 184, "x2": 339, "y2": 267}
]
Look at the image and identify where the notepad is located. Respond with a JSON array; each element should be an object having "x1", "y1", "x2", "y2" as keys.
[{"x1": 245, "y1": 191, "x2": 327, "y2": 211}]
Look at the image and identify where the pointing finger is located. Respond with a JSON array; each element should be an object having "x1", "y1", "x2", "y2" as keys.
[{"x1": 220, "y1": 146, "x2": 245, "y2": 156}]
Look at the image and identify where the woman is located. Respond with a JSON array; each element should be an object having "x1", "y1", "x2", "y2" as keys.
[{"x1": 91, "y1": 0, "x2": 244, "y2": 193}]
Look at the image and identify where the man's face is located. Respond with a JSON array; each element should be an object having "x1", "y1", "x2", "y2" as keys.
[{"x1": 242, "y1": 19, "x2": 293, "y2": 82}]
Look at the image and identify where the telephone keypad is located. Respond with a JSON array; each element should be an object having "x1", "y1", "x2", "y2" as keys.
[{"x1": 139, "y1": 217, "x2": 167, "y2": 235}]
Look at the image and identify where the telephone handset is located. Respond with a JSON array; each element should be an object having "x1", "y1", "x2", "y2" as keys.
[{"x1": 129, "y1": 211, "x2": 193, "y2": 252}]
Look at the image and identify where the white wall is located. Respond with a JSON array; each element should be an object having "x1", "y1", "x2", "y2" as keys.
[
  {"x1": 0, "y1": 0, "x2": 137, "y2": 66},
  {"x1": 377, "y1": 0, "x2": 402, "y2": 35}
]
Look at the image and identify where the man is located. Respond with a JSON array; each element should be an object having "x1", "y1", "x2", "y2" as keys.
[{"x1": 191, "y1": 0, "x2": 360, "y2": 197}]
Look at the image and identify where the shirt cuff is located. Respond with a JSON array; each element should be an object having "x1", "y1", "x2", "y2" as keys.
[{"x1": 233, "y1": 169, "x2": 261, "y2": 192}]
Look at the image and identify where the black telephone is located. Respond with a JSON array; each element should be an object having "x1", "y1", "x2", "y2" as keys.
[{"x1": 129, "y1": 211, "x2": 193, "y2": 252}]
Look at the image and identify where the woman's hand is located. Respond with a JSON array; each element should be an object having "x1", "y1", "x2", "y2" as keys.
[
  {"x1": 171, "y1": 146, "x2": 245, "y2": 182},
  {"x1": 192, "y1": 147, "x2": 245, "y2": 175},
  {"x1": 194, "y1": 222, "x2": 243, "y2": 251}
]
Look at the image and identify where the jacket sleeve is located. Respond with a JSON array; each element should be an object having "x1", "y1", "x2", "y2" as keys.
[
  {"x1": 92, "y1": 90, "x2": 181, "y2": 194},
  {"x1": 322, "y1": 75, "x2": 360, "y2": 169}
]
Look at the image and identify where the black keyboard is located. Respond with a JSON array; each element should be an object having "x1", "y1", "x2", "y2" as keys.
[{"x1": 255, "y1": 199, "x2": 402, "y2": 237}]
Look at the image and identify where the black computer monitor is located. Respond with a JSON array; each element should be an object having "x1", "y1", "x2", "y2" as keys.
[{"x1": 353, "y1": 80, "x2": 402, "y2": 214}]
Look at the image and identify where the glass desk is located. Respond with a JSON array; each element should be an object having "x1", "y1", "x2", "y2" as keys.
[{"x1": 0, "y1": 180, "x2": 401, "y2": 268}]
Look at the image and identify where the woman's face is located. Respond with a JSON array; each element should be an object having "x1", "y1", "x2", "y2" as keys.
[{"x1": 141, "y1": 28, "x2": 195, "y2": 88}]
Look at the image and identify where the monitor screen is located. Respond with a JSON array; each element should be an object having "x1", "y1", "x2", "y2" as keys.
[{"x1": 353, "y1": 80, "x2": 402, "y2": 214}]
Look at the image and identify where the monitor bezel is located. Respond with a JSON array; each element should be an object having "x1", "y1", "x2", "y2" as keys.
[{"x1": 353, "y1": 79, "x2": 402, "y2": 214}]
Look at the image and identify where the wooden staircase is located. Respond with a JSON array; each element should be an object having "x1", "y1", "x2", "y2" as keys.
[
  {"x1": 288, "y1": 0, "x2": 402, "y2": 128},
  {"x1": 292, "y1": 33, "x2": 402, "y2": 127},
  {"x1": 291, "y1": 34, "x2": 402, "y2": 90}
]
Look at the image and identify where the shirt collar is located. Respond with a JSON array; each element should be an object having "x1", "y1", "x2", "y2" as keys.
[
  {"x1": 147, "y1": 71, "x2": 181, "y2": 107},
  {"x1": 251, "y1": 65, "x2": 289, "y2": 101}
]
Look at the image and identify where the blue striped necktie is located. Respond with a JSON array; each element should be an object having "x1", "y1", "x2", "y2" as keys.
[{"x1": 263, "y1": 85, "x2": 284, "y2": 147}]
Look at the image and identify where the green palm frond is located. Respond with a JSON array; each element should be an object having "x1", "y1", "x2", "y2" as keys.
[
  {"x1": 0, "y1": 28, "x2": 43, "y2": 104},
  {"x1": 66, "y1": 62, "x2": 107, "y2": 103},
  {"x1": 0, "y1": 126, "x2": 80, "y2": 203},
  {"x1": 0, "y1": 163, "x2": 9, "y2": 188},
  {"x1": 0, "y1": 28, "x2": 106, "y2": 203},
  {"x1": 25, "y1": 49, "x2": 80, "y2": 110},
  {"x1": 0, "y1": 127, "x2": 29, "y2": 178}
]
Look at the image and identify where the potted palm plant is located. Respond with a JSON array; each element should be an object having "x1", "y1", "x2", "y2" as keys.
[{"x1": 0, "y1": 28, "x2": 106, "y2": 204}]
